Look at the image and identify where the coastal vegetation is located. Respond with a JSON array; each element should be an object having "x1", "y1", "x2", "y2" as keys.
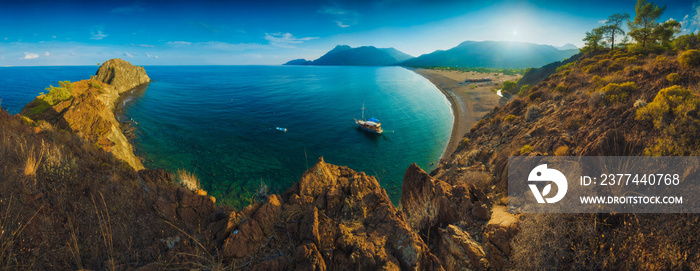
[
  {"x1": 421, "y1": 66, "x2": 526, "y2": 76},
  {"x1": 29, "y1": 81, "x2": 73, "y2": 115}
]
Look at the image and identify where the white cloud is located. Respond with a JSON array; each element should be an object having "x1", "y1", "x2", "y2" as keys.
[
  {"x1": 23, "y1": 52, "x2": 39, "y2": 59},
  {"x1": 51, "y1": 35, "x2": 57, "y2": 39},
  {"x1": 167, "y1": 41, "x2": 192, "y2": 47},
  {"x1": 3, "y1": 37, "x2": 7, "y2": 40},
  {"x1": 598, "y1": 19, "x2": 607, "y2": 24},
  {"x1": 124, "y1": 52, "x2": 134, "y2": 58},
  {"x1": 90, "y1": 30, "x2": 108, "y2": 40},
  {"x1": 202, "y1": 41, "x2": 269, "y2": 50},
  {"x1": 146, "y1": 54, "x2": 159, "y2": 59},
  {"x1": 167, "y1": 41, "x2": 269, "y2": 51},
  {"x1": 264, "y1": 33, "x2": 318, "y2": 47},
  {"x1": 318, "y1": 6, "x2": 359, "y2": 28},
  {"x1": 43, "y1": 52, "x2": 50, "y2": 56},
  {"x1": 336, "y1": 21, "x2": 350, "y2": 28},
  {"x1": 681, "y1": 1, "x2": 700, "y2": 34},
  {"x1": 131, "y1": 43, "x2": 155, "y2": 48},
  {"x1": 111, "y1": 4, "x2": 146, "y2": 14}
]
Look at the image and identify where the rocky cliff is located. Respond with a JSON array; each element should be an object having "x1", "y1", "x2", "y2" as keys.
[{"x1": 20, "y1": 58, "x2": 149, "y2": 170}]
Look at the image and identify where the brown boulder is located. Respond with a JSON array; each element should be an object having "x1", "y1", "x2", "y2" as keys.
[
  {"x1": 220, "y1": 195, "x2": 282, "y2": 259},
  {"x1": 294, "y1": 243, "x2": 327, "y2": 271},
  {"x1": 401, "y1": 163, "x2": 475, "y2": 231},
  {"x1": 482, "y1": 205, "x2": 520, "y2": 270},
  {"x1": 439, "y1": 224, "x2": 489, "y2": 270}
]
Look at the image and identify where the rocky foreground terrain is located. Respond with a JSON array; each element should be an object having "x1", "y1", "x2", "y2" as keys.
[{"x1": 3, "y1": 47, "x2": 700, "y2": 270}]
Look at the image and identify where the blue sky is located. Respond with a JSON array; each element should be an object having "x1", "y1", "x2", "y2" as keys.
[{"x1": 1, "y1": 0, "x2": 697, "y2": 66}]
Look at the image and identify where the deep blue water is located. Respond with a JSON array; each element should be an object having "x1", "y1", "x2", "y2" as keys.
[{"x1": 0, "y1": 65, "x2": 452, "y2": 207}]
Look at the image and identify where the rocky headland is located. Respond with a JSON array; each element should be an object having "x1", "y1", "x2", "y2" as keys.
[{"x1": 20, "y1": 59, "x2": 150, "y2": 170}]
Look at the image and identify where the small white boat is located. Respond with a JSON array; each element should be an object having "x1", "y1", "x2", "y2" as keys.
[{"x1": 276, "y1": 127, "x2": 287, "y2": 132}]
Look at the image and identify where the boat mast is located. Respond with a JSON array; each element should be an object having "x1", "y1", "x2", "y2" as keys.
[{"x1": 361, "y1": 102, "x2": 365, "y2": 121}]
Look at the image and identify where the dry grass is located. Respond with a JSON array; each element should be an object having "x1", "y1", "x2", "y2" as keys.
[
  {"x1": 0, "y1": 197, "x2": 43, "y2": 269},
  {"x1": 16, "y1": 139, "x2": 46, "y2": 177},
  {"x1": 91, "y1": 192, "x2": 115, "y2": 271},
  {"x1": 176, "y1": 169, "x2": 200, "y2": 191}
]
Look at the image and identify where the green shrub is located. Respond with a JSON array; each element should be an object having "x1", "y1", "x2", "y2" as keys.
[
  {"x1": 520, "y1": 144, "x2": 532, "y2": 155},
  {"x1": 90, "y1": 80, "x2": 105, "y2": 92},
  {"x1": 600, "y1": 82, "x2": 637, "y2": 104},
  {"x1": 579, "y1": 58, "x2": 597, "y2": 66},
  {"x1": 636, "y1": 85, "x2": 700, "y2": 155},
  {"x1": 554, "y1": 84, "x2": 569, "y2": 93},
  {"x1": 667, "y1": 73, "x2": 680, "y2": 84},
  {"x1": 41, "y1": 81, "x2": 73, "y2": 106},
  {"x1": 591, "y1": 75, "x2": 605, "y2": 88},
  {"x1": 502, "y1": 80, "x2": 518, "y2": 94},
  {"x1": 678, "y1": 50, "x2": 700, "y2": 68},
  {"x1": 504, "y1": 114, "x2": 516, "y2": 123},
  {"x1": 20, "y1": 116, "x2": 37, "y2": 127},
  {"x1": 555, "y1": 62, "x2": 575, "y2": 73},
  {"x1": 528, "y1": 91, "x2": 541, "y2": 100},
  {"x1": 29, "y1": 100, "x2": 51, "y2": 115},
  {"x1": 636, "y1": 85, "x2": 699, "y2": 127},
  {"x1": 607, "y1": 62, "x2": 623, "y2": 72},
  {"x1": 518, "y1": 85, "x2": 531, "y2": 96}
]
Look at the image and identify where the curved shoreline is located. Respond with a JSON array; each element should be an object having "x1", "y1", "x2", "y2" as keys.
[
  {"x1": 406, "y1": 67, "x2": 464, "y2": 160},
  {"x1": 407, "y1": 67, "x2": 519, "y2": 160}
]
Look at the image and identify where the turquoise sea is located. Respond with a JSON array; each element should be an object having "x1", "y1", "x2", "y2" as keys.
[{"x1": 0, "y1": 65, "x2": 452, "y2": 207}]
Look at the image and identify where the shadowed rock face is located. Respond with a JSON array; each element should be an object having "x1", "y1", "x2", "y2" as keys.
[
  {"x1": 207, "y1": 157, "x2": 444, "y2": 270},
  {"x1": 95, "y1": 58, "x2": 150, "y2": 94},
  {"x1": 21, "y1": 58, "x2": 149, "y2": 170}
]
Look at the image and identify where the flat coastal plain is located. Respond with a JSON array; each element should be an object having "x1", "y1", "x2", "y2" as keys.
[{"x1": 410, "y1": 68, "x2": 522, "y2": 159}]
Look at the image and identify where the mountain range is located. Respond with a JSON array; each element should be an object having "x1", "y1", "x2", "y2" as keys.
[
  {"x1": 285, "y1": 41, "x2": 580, "y2": 69},
  {"x1": 285, "y1": 45, "x2": 414, "y2": 66}
]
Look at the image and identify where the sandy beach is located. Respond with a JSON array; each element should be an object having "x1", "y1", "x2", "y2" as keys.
[{"x1": 409, "y1": 68, "x2": 522, "y2": 159}]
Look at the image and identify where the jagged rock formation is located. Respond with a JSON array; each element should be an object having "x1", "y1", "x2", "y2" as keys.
[
  {"x1": 21, "y1": 58, "x2": 149, "y2": 170},
  {"x1": 207, "y1": 157, "x2": 444, "y2": 270}
]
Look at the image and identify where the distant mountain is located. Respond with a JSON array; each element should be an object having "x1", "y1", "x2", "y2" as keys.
[
  {"x1": 379, "y1": 47, "x2": 414, "y2": 63},
  {"x1": 284, "y1": 59, "x2": 313, "y2": 65},
  {"x1": 400, "y1": 41, "x2": 580, "y2": 69},
  {"x1": 284, "y1": 45, "x2": 414, "y2": 66},
  {"x1": 555, "y1": 43, "x2": 579, "y2": 50}
]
